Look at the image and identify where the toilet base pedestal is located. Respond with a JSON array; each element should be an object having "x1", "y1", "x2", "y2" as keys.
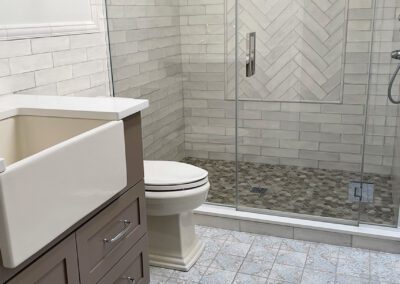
[{"x1": 147, "y1": 211, "x2": 204, "y2": 271}]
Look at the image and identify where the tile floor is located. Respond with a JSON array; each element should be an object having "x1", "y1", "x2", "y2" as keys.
[
  {"x1": 183, "y1": 158, "x2": 395, "y2": 226},
  {"x1": 150, "y1": 226, "x2": 400, "y2": 284}
]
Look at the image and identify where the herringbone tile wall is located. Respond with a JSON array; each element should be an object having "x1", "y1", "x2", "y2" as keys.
[{"x1": 236, "y1": 0, "x2": 347, "y2": 103}]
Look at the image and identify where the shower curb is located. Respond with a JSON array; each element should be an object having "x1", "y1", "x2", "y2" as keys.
[{"x1": 194, "y1": 204, "x2": 400, "y2": 254}]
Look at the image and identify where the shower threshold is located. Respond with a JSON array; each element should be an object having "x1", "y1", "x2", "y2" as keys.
[{"x1": 194, "y1": 204, "x2": 400, "y2": 253}]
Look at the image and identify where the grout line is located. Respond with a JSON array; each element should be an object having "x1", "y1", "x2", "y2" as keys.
[
  {"x1": 299, "y1": 244, "x2": 311, "y2": 284},
  {"x1": 334, "y1": 248, "x2": 340, "y2": 284},
  {"x1": 265, "y1": 236, "x2": 283, "y2": 282},
  {"x1": 231, "y1": 231, "x2": 256, "y2": 283}
]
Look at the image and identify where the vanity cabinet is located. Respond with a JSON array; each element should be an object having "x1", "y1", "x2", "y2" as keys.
[
  {"x1": 0, "y1": 113, "x2": 149, "y2": 284},
  {"x1": 6, "y1": 183, "x2": 149, "y2": 284}
]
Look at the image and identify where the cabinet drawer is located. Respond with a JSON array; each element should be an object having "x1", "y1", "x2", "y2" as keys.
[
  {"x1": 7, "y1": 234, "x2": 79, "y2": 284},
  {"x1": 98, "y1": 235, "x2": 149, "y2": 284},
  {"x1": 76, "y1": 181, "x2": 147, "y2": 284}
]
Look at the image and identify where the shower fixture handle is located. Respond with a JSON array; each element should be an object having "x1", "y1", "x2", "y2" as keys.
[
  {"x1": 246, "y1": 32, "x2": 256, "y2": 77},
  {"x1": 388, "y1": 49, "x2": 400, "y2": 104},
  {"x1": 392, "y1": 50, "x2": 400, "y2": 60}
]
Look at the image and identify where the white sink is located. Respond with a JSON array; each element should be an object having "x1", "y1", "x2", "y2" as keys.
[{"x1": 0, "y1": 115, "x2": 127, "y2": 268}]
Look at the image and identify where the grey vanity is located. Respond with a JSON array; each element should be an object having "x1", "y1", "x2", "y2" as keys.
[{"x1": 0, "y1": 113, "x2": 149, "y2": 284}]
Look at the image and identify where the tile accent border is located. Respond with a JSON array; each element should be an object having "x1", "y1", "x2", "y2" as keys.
[{"x1": 0, "y1": 22, "x2": 100, "y2": 41}]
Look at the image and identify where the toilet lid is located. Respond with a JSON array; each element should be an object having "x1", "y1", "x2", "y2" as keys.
[{"x1": 144, "y1": 160, "x2": 208, "y2": 189}]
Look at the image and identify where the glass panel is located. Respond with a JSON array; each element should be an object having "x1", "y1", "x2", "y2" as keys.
[
  {"x1": 179, "y1": 0, "x2": 236, "y2": 207},
  {"x1": 105, "y1": 1, "x2": 185, "y2": 163},
  {"x1": 361, "y1": 0, "x2": 400, "y2": 227},
  {"x1": 235, "y1": 0, "x2": 370, "y2": 224},
  {"x1": 105, "y1": 0, "x2": 235, "y2": 206}
]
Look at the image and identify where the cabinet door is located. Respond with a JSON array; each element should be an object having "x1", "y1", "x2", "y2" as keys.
[{"x1": 7, "y1": 234, "x2": 79, "y2": 284}]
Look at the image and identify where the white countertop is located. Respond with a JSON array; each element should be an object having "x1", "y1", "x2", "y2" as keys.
[{"x1": 0, "y1": 95, "x2": 149, "y2": 120}]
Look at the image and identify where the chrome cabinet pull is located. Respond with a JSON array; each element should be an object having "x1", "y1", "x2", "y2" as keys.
[
  {"x1": 246, "y1": 32, "x2": 256, "y2": 77},
  {"x1": 120, "y1": 276, "x2": 135, "y2": 283},
  {"x1": 103, "y1": 220, "x2": 132, "y2": 244}
]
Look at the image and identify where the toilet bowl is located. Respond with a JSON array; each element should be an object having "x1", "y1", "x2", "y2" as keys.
[{"x1": 144, "y1": 160, "x2": 209, "y2": 271}]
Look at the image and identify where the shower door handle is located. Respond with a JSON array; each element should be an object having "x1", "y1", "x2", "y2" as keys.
[{"x1": 246, "y1": 32, "x2": 256, "y2": 77}]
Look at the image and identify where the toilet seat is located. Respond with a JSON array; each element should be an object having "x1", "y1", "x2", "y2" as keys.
[{"x1": 144, "y1": 160, "x2": 209, "y2": 192}]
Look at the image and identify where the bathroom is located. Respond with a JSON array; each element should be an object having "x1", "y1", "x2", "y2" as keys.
[{"x1": 0, "y1": 0, "x2": 400, "y2": 283}]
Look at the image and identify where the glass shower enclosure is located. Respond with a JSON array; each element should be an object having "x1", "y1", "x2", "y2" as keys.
[
  {"x1": 231, "y1": 0, "x2": 400, "y2": 227},
  {"x1": 104, "y1": 0, "x2": 400, "y2": 228}
]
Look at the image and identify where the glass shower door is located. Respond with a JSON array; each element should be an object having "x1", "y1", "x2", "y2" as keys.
[
  {"x1": 234, "y1": 0, "x2": 366, "y2": 224},
  {"x1": 360, "y1": 2, "x2": 400, "y2": 227}
]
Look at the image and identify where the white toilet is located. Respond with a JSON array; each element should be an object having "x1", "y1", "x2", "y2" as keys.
[{"x1": 144, "y1": 160, "x2": 210, "y2": 271}]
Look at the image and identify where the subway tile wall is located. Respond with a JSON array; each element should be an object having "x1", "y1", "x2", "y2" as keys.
[
  {"x1": 106, "y1": 0, "x2": 185, "y2": 161},
  {"x1": 183, "y1": 0, "x2": 400, "y2": 175},
  {"x1": 0, "y1": 0, "x2": 111, "y2": 98}
]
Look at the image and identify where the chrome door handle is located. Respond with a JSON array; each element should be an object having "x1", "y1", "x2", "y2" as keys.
[
  {"x1": 103, "y1": 220, "x2": 132, "y2": 244},
  {"x1": 246, "y1": 32, "x2": 256, "y2": 77}
]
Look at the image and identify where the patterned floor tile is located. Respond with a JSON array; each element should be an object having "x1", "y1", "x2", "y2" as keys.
[
  {"x1": 200, "y1": 236, "x2": 225, "y2": 252},
  {"x1": 239, "y1": 258, "x2": 273, "y2": 278},
  {"x1": 165, "y1": 278, "x2": 198, "y2": 284},
  {"x1": 301, "y1": 269, "x2": 335, "y2": 284},
  {"x1": 150, "y1": 274, "x2": 170, "y2": 284},
  {"x1": 233, "y1": 273, "x2": 268, "y2": 284},
  {"x1": 202, "y1": 227, "x2": 232, "y2": 241},
  {"x1": 305, "y1": 253, "x2": 338, "y2": 273},
  {"x1": 227, "y1": 231, "x2": 256, "y2": 244},
  {"x1": 171, "y1": 265, "x2": 207, "y2": 282},
  {"x1": 196, "y1": 248, "x2": 219, "y2": 267},
  {"x1": 210, "y1": 253, "x2": 244, "y2": 271},
  {"x1": 370, "y1": 251, "x2": 400, "y2": 269},
  {"x1": 275, "y1": 250, "x2": 307, "y2": 267},
  {"x1": 336, "y1": 256, "x2": 369, "y2": 279},
  {"x1": 150, "y1": 266, "x2": 175, "y2": 278},
  {"x1": 220, "y1": 241, "x2": 251, "y2": 257},
  {"x1": 149, "y1": 226, "x2": 400, "y2": 284},
  {"x1": 268, "y1": 264, "x2": 304, "y2": 283},
  {"x1": 308, "y1": 243, "x2": 340, "y2": 259},
  {"x1": 280, "y1": 239, "x2": 311, "y2": 253},
  {"x1": 334, "y1": 274, "x2": 369, "y2": 284},
  {"x1": 247, "y1": 244, "x2": 279, "y2": 262},
  {"x1": 196, "y1": 226, "x2": 209, "y2": 236},
  {"x1": 253, "y1": 235, "x2": 283, "y2": 250},
  {"x1": 199, "y1": 267, "x2": 236, "y2": 284}
]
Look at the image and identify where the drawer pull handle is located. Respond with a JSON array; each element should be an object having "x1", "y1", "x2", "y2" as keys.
[
  {"x1": 103, "y1": 220, "x2": 132, "y2": 244},
  {"x1": 121, "y1": 276, "x2": 135, "y2": 283}
]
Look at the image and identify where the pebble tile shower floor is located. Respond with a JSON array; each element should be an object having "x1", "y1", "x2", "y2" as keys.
[
  {"x1": 183, "y1": 158, "x2": 395, "y2": 226},
  {"x1": 150, "y1": 226, "x2": 400, "y2": 284}
]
